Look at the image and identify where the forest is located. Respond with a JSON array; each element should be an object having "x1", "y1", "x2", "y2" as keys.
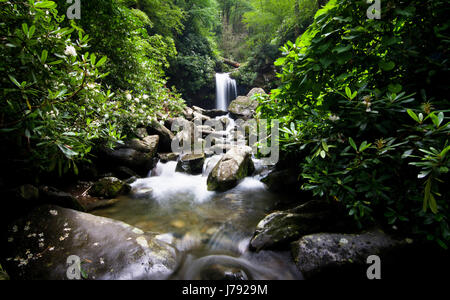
[{"x1": 0, "y1": 0, "x2": 448, "y2": 281}]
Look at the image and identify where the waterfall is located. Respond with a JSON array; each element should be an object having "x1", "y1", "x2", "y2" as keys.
[{"x1": 215, "y1": 73, "x2": 237, "y2": 111}]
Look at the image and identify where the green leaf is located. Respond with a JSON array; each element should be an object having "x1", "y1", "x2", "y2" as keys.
[
  {"x1": 345, "y1": 87, "x2": 352, "y2": 99},
  {"x1": 320, "y1": 150, "x2": 326, "y2": 159},
  {"x1": 388, "y1": 84, "x2": 402, "y2": 94},
  {"x1": 379, "y1": 61, "x2": 395, "y2": 71},
  {"x1": 349, "y1": 137, "x2": 357, "y2": 151},
  {"x1": 34, "y1": 1, "x2": 56, "y2": 9},
  {"x1": 437, "y1": 112, "x2": 444, "y2": 127},
  {"x1": 8, "y1": 75, "x2": 21, "y2": 88},
  {"x1": 28, "y1": 25, "x2": 36, "y2": 39},
  {"x1": 90, "y1": 53, "x2": 96, "y2": 66},
  {"x1": 22, "y1": 23, "x2": 28, "y2": 36},
  {"x1": 407, "y1": 109, "x2": 420, "y2": 123},
  {"x1": 41, "y1": 50, "x2": 48, "y2": 64},
  {"x1": 96, "y1": 56, "x2": 107, "y2": 67}
]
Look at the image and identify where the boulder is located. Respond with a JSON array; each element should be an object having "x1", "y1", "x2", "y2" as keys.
[
  {"x1": 183, "y1": 107, "x2": 195, "y2": 121},
  {"x1": 88, "y1": 177, "x2": 131, "y2": 199},
  {"x1": 102, "y1": 147, "x2": 157, "y2": 176},
  {"x1": 147, "y1": 120, "x2": 175, "y2": 152},
  {"x1": 39, "y1": 186, "x2": 85, "y2": 212},
  {"x1": 247, "y1": 88, "x2": 266, "y2": 99},
  {"x1": 134, "y1": 127, "x2": 149, "y2": 139},
  {"x1": 228, "y1": 96, "x2": 259, "y2": 120},
  {"x1": 202, "y1": 109, "x2": 229, "y2": 118},
  {"x1": 193, "y1": 112, "x2": 211, "y2": 123},
  {"x1": 158, "y1": 153, "x2": 179, "y2": 163},
  {"x1": 113, "y1": 166, "x2": 139, "y2": 180},
  {"x1": 122, "y1": 135, "x2": 159, "y2": 155},
  {"x1": 200, "y1": 264, "x2": 249, "y2": 280},
  {"x1": 3, "y1": 205, "x2": 179, "y2": 280},
  {"x1": 176, "y1": 153, "x2": 206, "y2": 175},
  {"x1": 83, "y1": 198, "x2": 120, "y2": 212},
  {"x1": 291, "y1": 230, "x2": 407, "y2": 279},
  {"x1": 250, "y1": 200, "x2": 342, "y2": 252},
  {"x1": 207, "y1": 147, "x2": 255, "y2": 192},
  {"x1": 261, "y1": 169, "x2": 299, "y2": 193}
]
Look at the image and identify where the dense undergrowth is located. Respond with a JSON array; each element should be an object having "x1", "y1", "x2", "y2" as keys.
[{"x1": 257, "y1": 0, "x2": 449, "y2": 248}]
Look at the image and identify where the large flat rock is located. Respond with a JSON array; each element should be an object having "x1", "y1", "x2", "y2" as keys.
[{"x1": 2, "y1": 205, "x2": 179, "y2": 280}]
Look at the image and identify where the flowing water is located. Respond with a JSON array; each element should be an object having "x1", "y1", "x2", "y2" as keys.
[
  {"x1": 93, "y1": 158, "x2": 302, "y2": 279},
  {"x1": 215, "y1": 73, "x2": 237, "y2": 111},
  {"x1": 93, "y1": 90, "x2": 302, "y2": 279}
]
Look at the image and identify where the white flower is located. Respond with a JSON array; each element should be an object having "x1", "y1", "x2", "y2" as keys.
[
  {"x1": 142, "y1": 94, "x2": 149, "y2": 100},
  {"x1": 49, "y1": 210, "x2": 58, "y2": 216},
  {"x1": 64, "y1": 45, "x2": 77, "y2": 57},
  {"x1": 39, "y1": 242, "x2": 44, "y2": 248},
  {"x1": 24, "y1": 225, "x2": 30, "y2": 231},
  {"x1": 126, "y1": 93, "x2": 132, "y2": 101},
  {"x1": 99, "y1": 258, "x2": 105, "y2": 265},
  {"x1": 339, "y1": 238, "x2": 349, "y2": 245},
  {"x1": 12, "y1": 225, "x2": 18, "y2": 233},
  {"x1": 329, "y1": 114, "x2": 340, "y2": 122},
  {"x1": 49, "y1": 247, "x2": 55, "y2": 251}
]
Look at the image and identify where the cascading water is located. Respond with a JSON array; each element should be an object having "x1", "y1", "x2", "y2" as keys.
[
  {"x1": 93, "y1": 113, "x2": 302, "y2": 280},
  {"x1": 215, "y1": 73, "x2": 237, "y2": 111}
]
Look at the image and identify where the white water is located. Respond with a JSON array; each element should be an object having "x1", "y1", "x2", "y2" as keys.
[{"x1": 215, "y1": 73, "x2": 237, "y2": 111}]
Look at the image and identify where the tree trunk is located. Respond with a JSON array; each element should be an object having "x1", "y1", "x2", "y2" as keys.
[{"x1": 223, "y1": 58, "x2": 240, "y2": 68}]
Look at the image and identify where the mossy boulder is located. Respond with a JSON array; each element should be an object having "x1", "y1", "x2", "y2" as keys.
[
  {"x1": 207, "y1": 147, "x2": 255, "y2": 192},
  {"x1": 228, "y1": 96, "x2": 259, "y2": 120},
  {"x1": 175, "y1": 153, "x2": 205, "y2": 175},
  {"x1": 250, "y1": 200, "x2": 342, "y2": 251},
  {"x1": 89, "y1": 177, "x2": 131, "y2": 199},
  {"x1": 291, "y1": 230, "x2": 408, "y2": 279}
]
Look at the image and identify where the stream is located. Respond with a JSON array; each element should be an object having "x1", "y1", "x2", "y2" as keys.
[{"x1": 93, "y1": 74, "x2": 302, "y2": 280}]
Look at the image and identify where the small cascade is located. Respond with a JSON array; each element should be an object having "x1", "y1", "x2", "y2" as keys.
[{"x1": 215, "y1": 73, "x2": 237, "y2": 111}]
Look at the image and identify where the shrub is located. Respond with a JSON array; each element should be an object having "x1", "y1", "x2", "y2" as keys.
[{"x1": 257, "y1": 0, "x2": 449, "y2": 248}]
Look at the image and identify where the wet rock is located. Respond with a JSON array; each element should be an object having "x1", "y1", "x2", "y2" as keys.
[
  {"x1": 135, "y1": 127, "x2": 149, "y2": 139},
  {"x1": 122, "y1": 135, "x2": 159, "y2": 155},
  {"x1": 207, "y1": 147, "x2": 255, "y2": 192},
  {"x1": 261, "y1": 169, "x2": 299, "y2": 194},
  {"x1": 200, "y1": 264, "x2": 249, "y2": 280},
  {"x1": 176, "y1": 153, "x2": 205, "y2": 175},
  {"x1": 219, "y1": 117, "x2": 230, "y2": 128},
  {"x1": 102, "y1": 147, "x2": 157, "y2": 176},
  {"x1": 39, "y1": 186, "x2": 85, "y2": 212},
  {"x1": 183, "y1": 107, "x2": 195, "y2": 121},
  {"x1": 228, "y1": 96, "x2": 259, "y2": 120},
  {"x1": 3, "y1": 205, "x2": 179, "y2": 280},
  {"x1": 88, "y1": 177, "x2": 131, "y2": 199},
  {"x1": 246, "y1": 88, "x2": 266, "y2": 99},
  {"x1": 291, "y1": 230, "x2": 407, "y2": 279},
  {"x1": 159, "y1": 153, "x2": 179, "y2": 163},
  {"x1": 83, "y1": 198, "x2": 120, "y2": 212},
  {"x1": 113, "y1": 166, "x2": 139, "y2": 180},
  {"x1": 147, "y1": 120, "x2": 175, "y2": 152},
  {"x1": 202, "y1": 109, "x2": 229, "y2": 118},
  {"x1": 250, "y1": 200, "x2": 337, "y2": 252},
  {"x1": 193, "y1": 112, "x2": 211, "y2": 123}
]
